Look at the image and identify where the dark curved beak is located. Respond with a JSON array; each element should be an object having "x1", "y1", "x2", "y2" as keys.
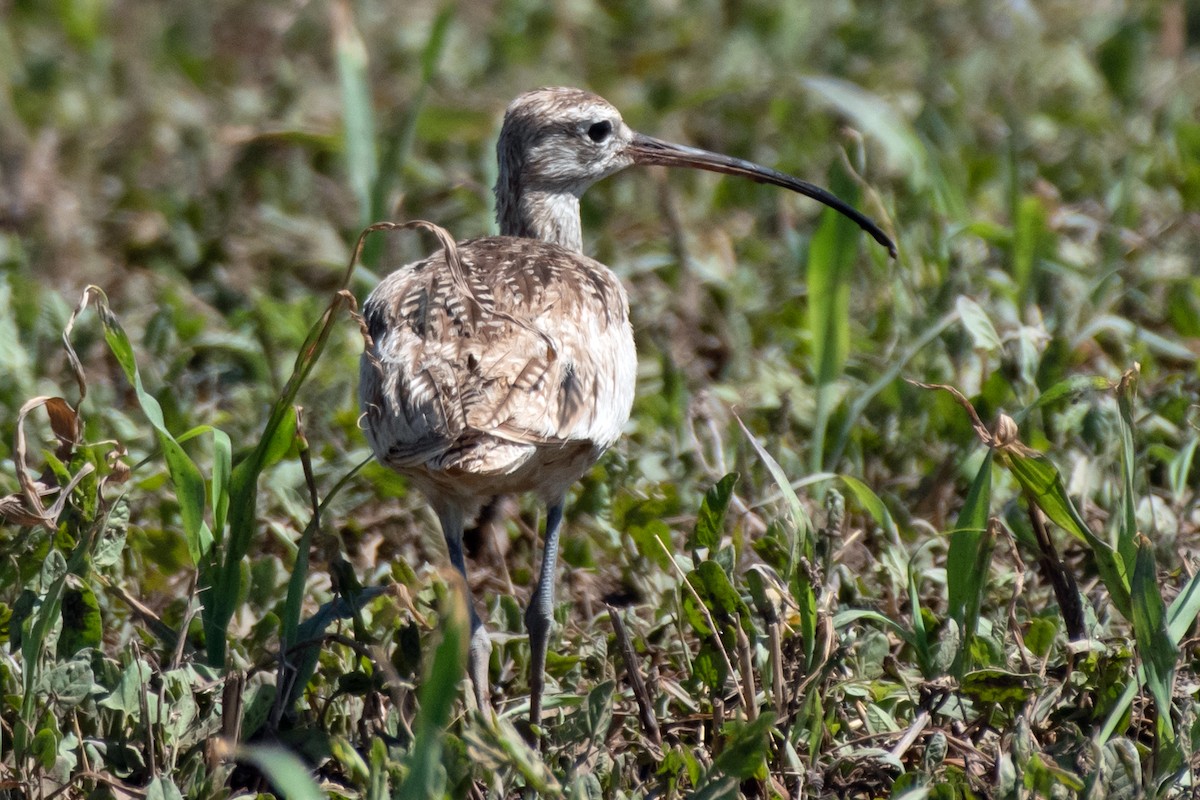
[{"x1": 628, "y1": 133, "x2": 896, "y2": 258}]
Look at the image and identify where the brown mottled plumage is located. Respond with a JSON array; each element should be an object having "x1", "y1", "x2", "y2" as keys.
[
  {"x1": 359, "y1": 87, "x2": 893, "y2": 727},
  {"x1": 360, "y1": 235, "x2": 635, "y2": 503}
]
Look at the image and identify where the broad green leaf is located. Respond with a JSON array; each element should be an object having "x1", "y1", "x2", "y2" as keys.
[
  {"x1": 692, "y1": 472, "x2": 739, "y2": 551},
  {"x1": 56, "y1": 585, "x2": 101, "y2": 658},
  {"x1": 960, "y1": 669, "x2": 1037, "y2": 706},
  {"x1": 37, "y1": 657, "x2": 95, "y2": 707},
  {"x1": 98, "y1": 659, "x2": 152, "y2": 715},
  {"x1": 93, "y1": 498, "x2": 129, "y2": 569},
  {"x1": 629, "y1": 518, "x2": 675, "y2": 572},
  {"x1": 1024, "y1": 752, "x2": 1084, "y2": 794},
  {"x1": 692, "y1": 642, "x2": 726, "y2": 692},
  {"x1": 32, "y1": 727, "x2": 58, "y2": 770},
  {"x1": 1003, "y1": 451, "x2": 1132, "y2": 620},
  {"x1": 145, "y1": 778, "x2": 185, "y2": 800},
  {"x1": 956, "y1": 296, "x2": 1002, "y2": 352},
  {"x1": 1025, "y1": 618, "x2": 1058, "y2": 659},
  {"x1": 712, "y1": 713, "x2": 775, "y2": 780},
  {"x1": 584, "y1": 680, "x2": 615, "y2": 742},
  {"x1": 691, "y1": 560, "x2": 752, "y2": 628},
  {"x1": 1096, "y1": 738, "x2": 1142, "y2": 800}
]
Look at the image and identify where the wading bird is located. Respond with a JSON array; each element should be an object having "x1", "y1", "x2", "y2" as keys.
[{"x1": 358, "y1": 87, "x2": 894, "y2": 725}]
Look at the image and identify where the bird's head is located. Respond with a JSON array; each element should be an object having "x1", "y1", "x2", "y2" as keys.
[
  {"x1": 497, "y1": 87, "x2": 637, "y2": 196},
  {"x1": 496, "y1": 86, "x2": 895, "y2": 257}
]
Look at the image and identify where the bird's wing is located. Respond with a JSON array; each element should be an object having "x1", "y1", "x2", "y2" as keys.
[{"x1": 358, "y1": 237, "x2": 636, "y2": 473}]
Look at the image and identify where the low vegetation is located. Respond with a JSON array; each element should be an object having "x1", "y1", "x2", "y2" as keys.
[{"x1": 1, "y1": 1, "x2": 1198, "y2": 797}]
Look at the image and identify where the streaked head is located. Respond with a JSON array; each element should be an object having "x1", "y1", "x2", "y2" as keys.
[
  {"x1": 495, "y1": 87, "x2": 895, "y2": 257},
  {"x1": 497, "y1": 87, "x2": 638, "y2": 196}
]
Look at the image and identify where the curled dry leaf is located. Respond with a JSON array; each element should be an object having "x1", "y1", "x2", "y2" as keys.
[{"x1": 2, "y1": 395, "x2": 82, "y2": 527}]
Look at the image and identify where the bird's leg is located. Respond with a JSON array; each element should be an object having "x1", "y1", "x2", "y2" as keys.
[
  {"x1": 525, "y1": 499, "x2": 565, "y2": 727},
  {"x1": 438, "y1": 504, "x2": 492, "y2": 712}
]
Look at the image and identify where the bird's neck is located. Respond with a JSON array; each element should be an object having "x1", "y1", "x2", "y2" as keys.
[{"x1": 497, "y1": 186, "x2": 584, "y2": 253}]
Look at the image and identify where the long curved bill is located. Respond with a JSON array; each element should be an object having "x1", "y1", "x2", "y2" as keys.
[{"x1": 628, "y1": 133, "x2": 896, "y2": 258}]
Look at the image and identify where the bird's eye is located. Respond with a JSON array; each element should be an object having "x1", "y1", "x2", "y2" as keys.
[{"x1": 587, "y1": 120, "x2": 613, "y2": 143}]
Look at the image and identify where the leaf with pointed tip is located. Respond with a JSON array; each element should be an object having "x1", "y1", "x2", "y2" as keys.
[
  {"x1": 692, "y1": 472, "x2": 739, "y2": 552},
  {"x1": 1130, "y1": 538, "x2": 1178, "y2": 749},
  {"x1": 713, "y1": 713, "x2": 776, "y2": 780},
  {"x1": 956, "y1": 295, "x2": 1002, "y2": 352},
  {"x1": 1003, "y1": 450, "x2": 1131, "y2": 620}
]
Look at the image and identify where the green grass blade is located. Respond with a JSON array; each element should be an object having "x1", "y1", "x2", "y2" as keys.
[
  {"x1": 15, "y1": 551, "x2": 68, "y2": 764},
  {"x1": 735, "y1": 414, "x2": 813, "y2": 574},
  {"x1": 1130, "y1": 536, "x2": 1179, "y2": 756},
  {"x1": 1167, "y1": 569, "x2": 1200, "y2": 645},
  {"x1": 1167, "y1": 434, "x2": 1199, "y2": 503},
  {"x1": 908, "y1": 560, "x2": 932, "y2": 677},
  {"x1": 333, "y1": 0, "x2": 377, "y2": 227},
  {"x1": 211, "y1": 428, "x2": 231, "y2": 538},
  {"x1": 205, "y1": 291, "x2": 353, "y2": 667},
  {"x1": 369, "y1": 6, "x2": 453, "y2": 224},
  {"x1": 826, "y1": 309, "x2": 958, "y2": 468},
  {"x1": 735, "y1": 415, "x2": 817, "y2": 664},
  {"x1": 1013, "y1": 375, "x2": 1112, "y2": 423},
  {"x1": 1012, "y1": 194, "x2": 1047, "y2": 304},
  {"x1": 832, "y1": 609, "x2": 917, "y2": 649},
  {"x1": 837, "y1": 474, "x2": 897, "y2": 541},
  {"x1": 238, "y1": 744, "x2": 326, "y2": 800},
  {"x1": 73, "y1": 288, "x2": 210, "y2": 566},
  {"x1": 807, "y1": 164, "x2": 860, "y2": 473},
  {"x1": 1114, "y1": 371, "x2": 1138, "y2": 573},
  {"x1": 397, "y1": 589, "x2": 465, "y2": 800},
  {"x1": 946, "y1": 451, "x2": 993, "y2": 676}
]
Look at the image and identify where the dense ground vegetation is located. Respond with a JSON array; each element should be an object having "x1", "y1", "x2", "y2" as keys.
[{"x1": 2, "y1": 0, "x2": 1199, "y2": 797}]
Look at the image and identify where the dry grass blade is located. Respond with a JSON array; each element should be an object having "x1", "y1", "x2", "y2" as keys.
[{"x1": 607, "y1": 605, "x2": 662, "y2": 747}]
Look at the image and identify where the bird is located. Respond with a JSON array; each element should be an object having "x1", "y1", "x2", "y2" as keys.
[{"x1": 358, "y1": 87, "x2": 894, "y2": 726}]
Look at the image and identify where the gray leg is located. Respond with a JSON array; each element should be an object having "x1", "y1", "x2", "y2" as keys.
[
  {"x1": 437, "y1": 504, "x2": 491, "y2": 711},
  {"x1": 525, "y1": 499, "x2": 565, "y2": 727}
]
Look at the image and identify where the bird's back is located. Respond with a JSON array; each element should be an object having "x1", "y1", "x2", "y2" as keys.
[{"x1": 359, "y1": 235, "x2": 636, "y2": 508}]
